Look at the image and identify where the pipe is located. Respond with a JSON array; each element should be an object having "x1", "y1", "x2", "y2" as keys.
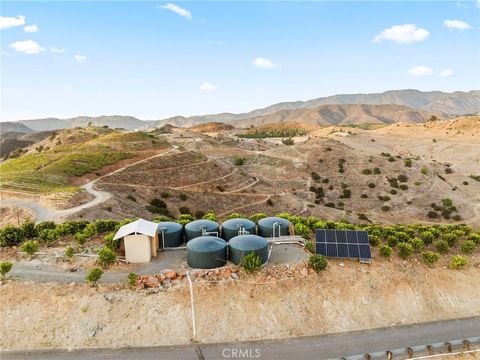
[{"x1": 186, "y1": 271, "x2": 196, "y2": 340}]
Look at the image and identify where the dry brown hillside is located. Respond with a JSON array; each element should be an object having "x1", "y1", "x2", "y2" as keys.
[{"x1": 233, "y1": 104, "x2": 445, "y2": 128}]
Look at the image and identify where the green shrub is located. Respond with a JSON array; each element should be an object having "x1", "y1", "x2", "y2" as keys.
[
  {"x1": 21, "y1": 222, "x2": 37, "y2": 239},
  {"x1": 85, "y1": 268, "x2": 103, "y2": 286},
  {"x1": 126, "y1": 194, "x2": 137, "y2": 202},
  {"x1": 294, "y1": 223, "x2": 311, "y2": 239},
  {"x1": 304, "y1": 240, "x2": 315, "y2": 253},
  {"x1": 195, "y1": 210, "x2": 206, "y2": 219},
  {"x1": 308, "y1": 254, "x2": 328, "y2": 272},
  {"x1": 449, "y1": 255, "x2": 467, "y2": 269},
  {"x1": 379, "y1": 244, "x2": 393, "y2": 258},
  {"x1": 127, "y1": 272, "x2": 138, "y2": 287},
  {"x1": 179, "y1": 206, "x2": 191, "y2": 215},
  {"x1": 397, "y1": 174, "x2": 408, "y2": 183},
  {"x1": 421, "y1": 166, "x2": 428, "y2": 175},
  {"x1": 460, "y1": 240, "x2": 476, "y2": 254},
  {"x1": 399, "y1": 184, "x2": 408, "y2": 190},
  {"x1": 427, "y1": 211, "x2": 439, "y2": 219},
  {"x1": 179, "y1": 193, "x2": 188, "y2": 201},
  {"x1": 0, "y1": 225, "x2": 25, "y2": 247},
  {"x1": 387, "y1": 235, "x2": 398, "y2": 248},
  {"x1": 75, "y1": 232, "x2": 88, "y2": 245},
  {"x1": 65, "y1": 246, "x2": 75, "y2": 258},
  {"x1": 38, "y1": 229, "x2": 60, "y2": 244},
  {"x1": 282, "y1": 138, "x2": 294, "y2": 146},
  {"x1": 249, "y1": 213, "x2": 267, "y2": 224},
  {"x1": 225, "y1": 212, "x2": 243, "y2": 220},
  {"x1": 369, "y1": 235, "x2": 380, "y2": 246},
  {"x1": 150, "y1": 198, "x2": 167, "y2": 209},
  {"x1": 240, "y1": 252, "x2": 262, "y2": 273},
  {"x1": 467, "y1": 233, "x2": 480, "y2": 245},
  {"x1": 368, "y1": 183, "x2": 376, "y2": 188},
  {"x1": 404, "y1": 158, "x2": 412, "y2": 167},
  {"x1": 442, "y1": 233, "x2": 458, "y2": 247},
  {"x1": 161, "y1": 191, "x2": 170, "y2": 198},
  {"x1": 233, "y1": 157, "x2": 245, "y2": 166},
  {"x1": 362, "y1": 169, "x2": 372, "y2": 175},
  {"x1": 177, "y1": 213, "x2": 194, "y2": 226},
  {"x1": 202, "y1": 212, "x2": 218, "y2": 222},
  {"x1": 21, "y1": 240, "x2": 39, "y2": 255},
  {"x1": 435, "y1": 240, "x2": 450, "y2": 254},
  {"x1": 97, "y1": 246, "x2": 116, "y2": 267},
  {"x1": 423, "y1": 251, "x2": 439, "y2": 266},
  {"x1": 373, "y1": 167, "x2": 381, "y2": 174},
  {"x1": 381, "y1": 205, "x2": 391, "y2": 212},
  {"x1": 35, "y1": 221, "x2": 56, "y2": 233},
  {"x1": 360, "y1": 194, "x2": 368, "y2": 199},
  {"x1": 420, "y1": 231, "x2": 435, "y2": 245},
  {"x1": 409, "y1": 237, "x2": 424, "y2": 252},
  {"x1": 398, "y1": 242, "x2": 413, "y2": 258},
  {"x1": 0, "y1": 261, "x2": 13, "y2": 280}
]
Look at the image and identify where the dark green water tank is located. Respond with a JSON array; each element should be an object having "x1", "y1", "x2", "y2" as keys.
[
  {"x1": 257, "y1": 217, "x2": 290, "y2": 237},
  {"x1": 184, "y1": 220, "x2": 220, "y2": 242},
  {"x1": 228, "y1": 235, "x2": 269, "y2": 265},
  {"x1": 221, "y1": 218, "x2": 256, "y2": 241},
  {"x1": 186, "y1": 236, "x2": 227, "y2": 269},
  {"x1": 157, "y1": 222, "x2": 183, "y2": 248}
]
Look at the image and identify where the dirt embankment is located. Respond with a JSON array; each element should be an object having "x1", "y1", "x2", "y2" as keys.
[{"x1": 1, "y1": 257, "x2": 479, "y2": 351}]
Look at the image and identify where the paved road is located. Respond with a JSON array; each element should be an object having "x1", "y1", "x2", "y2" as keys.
[{"x1": 3, "y1": 317, "x2": 479, "y2": 360}]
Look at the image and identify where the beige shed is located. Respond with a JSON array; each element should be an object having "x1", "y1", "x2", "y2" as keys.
[{"x1": 113, "y1": 219, "x2": 159, "y2": 263}]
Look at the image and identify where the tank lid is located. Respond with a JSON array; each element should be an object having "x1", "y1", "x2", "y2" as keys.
[
  {"x1": 187, "y1": 236, "x2": 227, "y2": 252},
  {"x1": 222, "y1": 218, "x2": 256, "y2": 229},
  {"x1": 229, "y1": 234, "x2": 268, "y2": 251},
  {"x1": 157, "y1": 222, "x2": 183, "y2": 232},
  {"x1": 185, "y1": 219, "x2": 219, "y2": 231},
  {"x1": 258, "y1": 217, "x2": 290, "y2": 227}
]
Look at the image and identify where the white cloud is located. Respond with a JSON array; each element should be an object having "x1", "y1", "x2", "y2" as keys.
[
  {"x1": 10, "y1": 40, "x2": 44, "y2": 54},
  {"x1": 0, "y1": 15, "x2": 25, "y2": 29},
  {"x1": 23, "y1": 24, "x2": 38, "y2": 33},
  {"x1": 372, "y1": 24, "x2": 430, "y2": 44},
  {"x1": 199, "y1": 82, "x2": 218, "y2": 92},
  {"x1": 252, "y1": 57, "x2": 280, "y2": 69},
  {"x1": 443, "y1": 19, "x2": 471, "y2": 30},
  {"x1": 408, "y1": 66, "x2": 434, "y2": 76},
  {"x1": 50, "y1": 47, "x2": 65, "y2": 53},
  {"x1": 74, "y1": 54, "x2": 87, "y2": 62},
  {"x1": 439, "y1": 69, "x2": 455, "y2": 78},
  {"x1": 160, "y1": 3, "x2": 192, "y2": 20}
]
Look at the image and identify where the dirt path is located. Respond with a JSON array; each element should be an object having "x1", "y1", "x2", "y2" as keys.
[{"x1": 1, "y1": 147, "x2": 179, "y2": 223}]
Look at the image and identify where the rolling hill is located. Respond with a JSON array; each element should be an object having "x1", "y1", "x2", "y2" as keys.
[{"x1": 5, "y1": 89, "x2": 479, "y2": 131}]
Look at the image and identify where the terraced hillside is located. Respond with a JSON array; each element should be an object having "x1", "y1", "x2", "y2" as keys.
[{"x1": 0, "y1": 126, "x2": 169, "y2": 194}]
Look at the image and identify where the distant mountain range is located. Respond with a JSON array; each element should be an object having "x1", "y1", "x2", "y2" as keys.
[{"x1": 2, "y1": 89, "x2": 479, "y2": 132}]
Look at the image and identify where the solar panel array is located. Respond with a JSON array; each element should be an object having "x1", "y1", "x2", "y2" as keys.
[{"x1": 315, "y1": 229, "x2": 372, "y2": 262}]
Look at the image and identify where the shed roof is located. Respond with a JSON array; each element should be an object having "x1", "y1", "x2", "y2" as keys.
[{"x1": 113, "y1": 219, "x2": 158, "y2": 240}]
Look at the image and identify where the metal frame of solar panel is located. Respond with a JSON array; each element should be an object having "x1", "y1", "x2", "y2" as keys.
[{"x1": 315, "y1": 229, "x2": 372, "y2": 263}]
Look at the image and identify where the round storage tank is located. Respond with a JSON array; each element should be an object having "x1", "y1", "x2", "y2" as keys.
[
  {"x1": 228, "y1": 235, "x2": 269, "y2": 265},
  {"x1": 221, "y1": 218, "x2": 256, "y2": 241},
  {"x1": 184, "y1": 220, "x2": 220, "y2": 242},
  {"x1": 187, "y1": 236, "x2": 227, "y2": 269},
  {"x1": 157, "y1": 222, "x2": 183, "y2": 248},
  {"x1": 257, "y1": 217, "x2": 290, "y2": 237}
]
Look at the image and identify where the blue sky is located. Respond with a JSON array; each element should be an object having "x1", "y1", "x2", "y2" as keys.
[{"x1": 1, "y1": 1, "x2": 479, "y2": 121}]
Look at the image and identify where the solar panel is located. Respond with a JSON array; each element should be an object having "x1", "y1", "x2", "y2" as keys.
[{"x1": 315, "y1": 229, "x2": 372, "y2": 262}]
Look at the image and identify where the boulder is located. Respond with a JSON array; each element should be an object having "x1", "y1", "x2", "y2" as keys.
[
  {"x1": 145, "y1": 276, "x2": 160, "y2": 288},
  {"x1": 165, "y1": 271, "x2": 177, "y2": 280}
]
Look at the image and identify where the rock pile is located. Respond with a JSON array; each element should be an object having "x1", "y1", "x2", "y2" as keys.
[{"x1": 135, "y1": 270, "x2": 185, "y2": 290}]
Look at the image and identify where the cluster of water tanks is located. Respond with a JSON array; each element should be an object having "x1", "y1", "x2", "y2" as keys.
[{"x1": 157, "y1": 217, "x2": 291, "y2": 269}]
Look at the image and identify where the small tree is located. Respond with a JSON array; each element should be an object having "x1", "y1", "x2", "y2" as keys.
[
  {"x1": 233, "y1": 157, "x2": 245, "y2": 166},
  {"x1": 65, "y1": 246, "x2": 75, "y2": 258},
  {"x1": 75, "y1": 232, "x2": 88, "y2": 245},
  {"x1": 0, "y1": 225, "x2": 25, "y2": 247},
  {"x1": 308, "y1": 254, "x2": 328, "y2": 272},
  {"x1": 435, "y1": 240, "x2": 450, "y2": 254},
  {"x1": 448, "y1": 255, "x2": 467, "y2": 269},
  {"x1": 127, "y1": 272, "x2": 138, "y2": 287},
  {"x1": 422, "y1": 251, "x2": 439, "y2": 267},
  {"x1": 21, "y1": 240, "x2": 38, "y2": 255},
  {"x1": 398, "y1": 242, "x2": 413, "y2": 259},
  {"x1": 294, "y1": 223, "x2": 311, "y2": 239},
  {"x1": 240, "y1": 252, "x2": 262, "y2": 273},
  {"x1": 304, "y1": 241, "x2": 315, "y2": 253},
  {"x1": 38, "y1": 229, "x2": 60, "y2": 245},
  {"x1": 85, "y1": 268, "x2": 103, "y2": 286},
  {"x1": 460, "y1": 240, "x2": 476, "y2": 254},
  {"x1": 0, "y1": 261, "x2": 13, "y2": 280},
  {"x1": 21, "y1": 221, "x2": 37, "y2": 239},
  {"x1": 379, "y1": 244, "x2": 393, "y2": 258},
  {"x1": 97, "y1": 246, "x2": 116, "y2": 267}
]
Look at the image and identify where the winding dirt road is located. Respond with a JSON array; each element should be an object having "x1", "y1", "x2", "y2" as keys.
[{"x1": 1, "y1": 147, "x2": 179, "y2": 223}]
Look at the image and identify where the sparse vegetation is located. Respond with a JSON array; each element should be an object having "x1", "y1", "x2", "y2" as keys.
[
  {"x1": 379, "y1": 244, "x2": 392, "y2": 258},
  {"x1": 422, "y1": 251, "x2": 440, "y2": 267},
  {"x1": 85, "y1": 268, "x2": 103, "y2": 286},
  {"x1": 240, "y1": 252, "x2": 262, "y2": 273},
  {"x1": 127, "y1": 272, "x2": 138, "y2": 287},
  {"x1": 21, "y1": 240, "x2": 39, "y2": 255},
  {"x1": 0, "y1": 261, "x2": 13, "y2": 281},
  {"x1": 448, "y1": 255, "x2": 467, "y2": 269},
  {"x1": 233, "y1": 157, "x2": 245, "y2": 166},
  {"x1": 308, "y1": 254, "x2": 328, "y2": 272}
]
